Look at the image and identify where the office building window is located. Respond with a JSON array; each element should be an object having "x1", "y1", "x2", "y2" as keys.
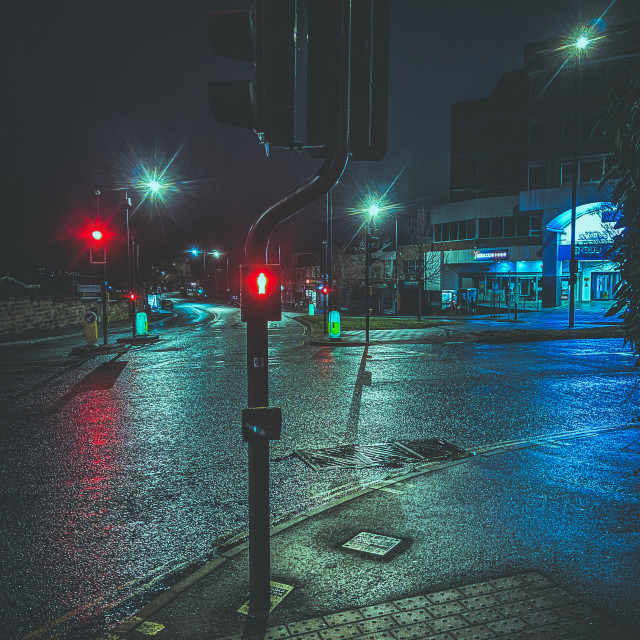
[
  {"x1": 529, "y1": 215, "x2": 542, "y2": 236},
  {"x1": 434, "y1": 224, "x2": 441, "y2": 242},
  {"x1": 580, "y1": 113, "x2": 605, "y2": 140},
  {"x1": 528, "y1": 164, "x2": 546, "y2": 190},
  {"x1": 466, "y1": 219, "x2": 476, "y2": 239},
  {"x1": 562, "y1": 117, "x2": 575, "y2": 143},
  {"x1": 503, "y1": 217, "x2": 516, "y2": 237},
  {"x1": 491, "y1": 217, "x2": 503, "y2": 238},
  {"x1": 516, "y1": 216, "x2": 530, "y2": 236},
  {"x1": 580, "y1": 157, "x2": 606, "y2": 184},
  {"x1": 561, "y1": 163, "x2": 573, "y2": 187},
  {"x1": 478, "y1": 218, "x2": 491, "y2": 238},
  {"x1": 529, "y1": 119, "x2": 546, "y2": 146}
]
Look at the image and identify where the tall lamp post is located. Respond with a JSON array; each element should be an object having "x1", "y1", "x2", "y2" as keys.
[
  {"x1": 365, "y1": 204, "x2": 380, "y2": 343},
  {"x1": 568, "y1": 31, "x2": 593, "y2": 328}
]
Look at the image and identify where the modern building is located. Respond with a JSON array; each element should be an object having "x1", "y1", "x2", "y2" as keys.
[{"x1": 428, "y1": 21, "x2": 639, "y2": 307}]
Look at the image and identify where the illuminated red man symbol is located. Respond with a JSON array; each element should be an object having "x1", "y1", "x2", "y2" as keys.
[{"x1": 257, "y1": 272, "x2": 267, "y2": 295}]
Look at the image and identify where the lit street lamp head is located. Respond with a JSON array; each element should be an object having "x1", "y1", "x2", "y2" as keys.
[
  {"x1": 575, "y1": 35, "x2": 590, "y2": 50},
  {"x1": 367, "y1": 204, "x2": 380, "y2": 218}
]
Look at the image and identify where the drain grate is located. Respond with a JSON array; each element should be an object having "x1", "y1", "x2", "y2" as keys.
[
  {"x1": 342, "y1": 532, "x2": 403, "y2": 557},
  {"x1": 294, "y1": 439, "x2": 465, "y2": 470}
]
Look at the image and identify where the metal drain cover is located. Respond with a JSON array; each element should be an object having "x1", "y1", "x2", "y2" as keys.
[
  {"x1": 342, "y1": 532, "x2": 402, "y2": 557},
  {"x1": 295, "y1": 439, "x2": 465, "y2": 470}
]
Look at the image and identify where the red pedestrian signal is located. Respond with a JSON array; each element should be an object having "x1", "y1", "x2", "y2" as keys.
[
  {"x1": 128, "y1": 292, "x2": 136, "y2": 302},
  {"x1": 89, "y1": 228, "x2": 106, "y2": 264},
  {"x1": 240, "y1": 264, "x2": 281, "y2": 322},
  {"x1": 322, "y1": 286, "x2": 329, "y2": 296}
]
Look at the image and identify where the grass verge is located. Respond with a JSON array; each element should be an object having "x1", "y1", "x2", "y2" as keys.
[{"x1": 298, "y1": 314, "x2": 456, "y2": 331}]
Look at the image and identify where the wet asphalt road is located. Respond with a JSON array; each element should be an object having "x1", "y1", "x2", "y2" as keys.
[{"x1": 0, "y1": 300, "x2": 638, "y2": 639}]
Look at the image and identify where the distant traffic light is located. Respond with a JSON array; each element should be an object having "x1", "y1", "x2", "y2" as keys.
[
  {"x1": 128, "y1": 292, "x2": 136, "y2": 302},
  {"x1": 321, "y1": 286, "x2": 329, "y2": 296},
  {"x1": 208, "y1": 0, "x2": 296, "y2": 148},
  {"x1": 89, "y1": 228, "x2": 106, "y2": 264},
  {"x1": 240, "y1": 264, "x2": 281, "y2": 322}
]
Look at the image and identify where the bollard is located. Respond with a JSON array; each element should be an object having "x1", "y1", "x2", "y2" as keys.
[
  {"x1": 328, "y1": 310, "x2": 341, "y2": 339},
  {"x1": 84, "y1": 311, "x2": 98, "y2": 345},
  {"x1": 135, "y1": 312, "x2": 148, "y2": 336}
]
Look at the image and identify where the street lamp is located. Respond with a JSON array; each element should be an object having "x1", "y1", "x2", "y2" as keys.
[
  {"x1": 568, "y1": 28, "x2": 595, "y2": 328},
  {"x1": 365, "y1": 204, "x2": 380, "y2": 343}
]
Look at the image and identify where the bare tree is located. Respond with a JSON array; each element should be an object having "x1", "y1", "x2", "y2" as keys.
[{"x1": 404, "y1": 205, "x2": 441, "y2": 319}]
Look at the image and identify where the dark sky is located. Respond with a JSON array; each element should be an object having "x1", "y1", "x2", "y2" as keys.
[{"x1": 4, "y1": 0, "x2": 640, "y2": 281}]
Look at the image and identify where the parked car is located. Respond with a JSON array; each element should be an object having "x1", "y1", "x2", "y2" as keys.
[{"x1": 160, "y1": 298, "x2": 174, "y2": 310}]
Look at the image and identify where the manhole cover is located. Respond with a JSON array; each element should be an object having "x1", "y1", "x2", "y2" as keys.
[
  {"x1": 342, "y1": 532, "x2": 402, "y2": 557},
  {"x1": 294, "y1": 439, "x2": 465, "y2": 470}
]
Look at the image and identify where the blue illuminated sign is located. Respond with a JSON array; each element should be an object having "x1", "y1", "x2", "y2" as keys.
[
  {"x1": 473, "y1": 249, "x2": 509, "y2": 262},
  {"x1": 557, "y1": 244, "x2": 612, "y2": 261}
]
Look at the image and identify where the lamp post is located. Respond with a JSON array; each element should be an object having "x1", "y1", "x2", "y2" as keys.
[
  {"x1": 191, "y1": 248, "x2": 206, "y2": 288},
  {"x1": 365, "y1": 204, "x2": 380, "y2": 343},
  {"x1": 568, "y1": 30, "x2": 593, "y2": 328}
]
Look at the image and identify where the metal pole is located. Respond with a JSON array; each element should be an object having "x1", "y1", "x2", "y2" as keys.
[
  {"x1": 569, "y1": 60, "x2": 579, "y2": 328},
  {"x1": 395, "y1": 212, "x2": 398, "y2": 314},
  {"x1": 102, "y1": 261, "x2": 108, "y2": 345},
  {"x1": 242, "y1": 3, "x2": 350, "y2": 635},
  {"x1": 323, "y1": 240, "x2": 328, "y2": 334},
  {"x1": 365, "y1": 220, "x2": 370, "y2": 343}
]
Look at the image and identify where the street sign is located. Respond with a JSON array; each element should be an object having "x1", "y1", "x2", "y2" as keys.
[{"x1": 78, "y1": 284, "x2": 102, "y2": 294}]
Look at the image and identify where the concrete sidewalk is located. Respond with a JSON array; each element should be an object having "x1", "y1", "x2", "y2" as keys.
[
  {"x1": 109, "y1": 424, "x2": 640, "y2": 640},
  {"x1": 302, "y1": 302, "x2": 625, "y2": 346}
]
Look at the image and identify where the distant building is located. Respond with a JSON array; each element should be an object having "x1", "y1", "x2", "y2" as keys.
[{"x1": 428, "y1": 21, "x2": 640, "y2": 307}]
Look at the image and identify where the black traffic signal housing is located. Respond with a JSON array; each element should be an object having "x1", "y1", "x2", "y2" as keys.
[
  {"x1": 307, "y1": 0, "x2": 390, "y2": 160},
  {"x1": 240, "y1": 264, "x2": 282, "y2": 322},
  {"x1": 208, "y1": 1, "x2": 296, "y2": 148},
  {"x1": 89, "y1": 229, "x2": 106, "y2": 264}
]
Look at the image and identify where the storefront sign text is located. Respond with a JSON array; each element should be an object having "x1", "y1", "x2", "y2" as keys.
[{"x1": 473, "y1": 249, "x2": 509, "y2": 262}]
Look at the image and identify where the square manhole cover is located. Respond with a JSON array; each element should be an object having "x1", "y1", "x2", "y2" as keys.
[{"x1": 342, "y1": 532, "x2": 403, "y2": 557}]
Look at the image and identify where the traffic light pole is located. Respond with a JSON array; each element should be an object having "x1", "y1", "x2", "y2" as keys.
[
  {"x1": 242, "y1": 5, "x2": 350, "y2": 638},
  {"x1": 101, "y1": 261, "x2": 108, "y2": 345}
]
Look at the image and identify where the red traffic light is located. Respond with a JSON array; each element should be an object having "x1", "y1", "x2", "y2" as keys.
[
  {"x1": 240, "y1": 264, "x2": 281, "y2": 322},
  {"x1": 322, "y1": 286, "x2": 329, "y2": 295},
  {"x1": 128, "y1": 292, "x2": 136, "y2": 301},
  {"x1": 89, "y1": 226, "x2": 106, "y2": 265}
]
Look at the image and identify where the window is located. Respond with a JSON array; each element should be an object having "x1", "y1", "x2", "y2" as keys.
[
  {"x1": 403, "y1": 259, "x2": 419, "y2": 276},
  {"x1": 580, "y1": 157, "x2": 605, "y2": 184},
  {"x1": 529, "y1": 119, "x2": 546, "y2": 146},
  {"x1": 449, "y1": 222, "x2": 459, "y2": 241},
  {"x1": 441, "y1": 222, "x2": 450, "y2": 242},
  {"x1": 491, "y1": 217, "x2": 503, "y2": 238},
  {"x1": 580, "y1": 113, "x2": 604, "y2": 140},
  {"x1": 434, "y1": 224, "x2": 441, "y2": 243},
  {"x1": 478, "y1": 218, "x2": 491, "y2": 238},
  {"x1": 562, "y1": 117, "x2": 575, "y2": 143},
  {"x1": 529, "y1": 215, "x2": 542, "y2": 236},
  {"x1": 503, "y1": 217, "x2": 516, "y2": 237},
  {"x1": 466, "y1": 219, "x2": 476, "y2": 239},
  {"x1": 561, "y1": 163, "x2": 573, "y2": 187},
  {"x1": 516, "y1": 216, "x2": 529, "y2": 236},
  {"x1": 528, "y1": 164, "x2": 546, "y2": 190}
]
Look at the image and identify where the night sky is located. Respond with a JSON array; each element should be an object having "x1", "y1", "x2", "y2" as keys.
[{"x1": 4, "y1": 0, "x2": 640, "y2": 283}]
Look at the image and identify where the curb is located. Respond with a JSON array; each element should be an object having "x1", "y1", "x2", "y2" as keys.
[{"x1": 108, "y1": 422, "x2": 637, "y2": 638}]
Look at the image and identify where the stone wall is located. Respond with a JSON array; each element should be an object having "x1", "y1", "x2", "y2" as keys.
[{"x1": 0, "y1": 296, "x2": 129, "y2": 338}]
